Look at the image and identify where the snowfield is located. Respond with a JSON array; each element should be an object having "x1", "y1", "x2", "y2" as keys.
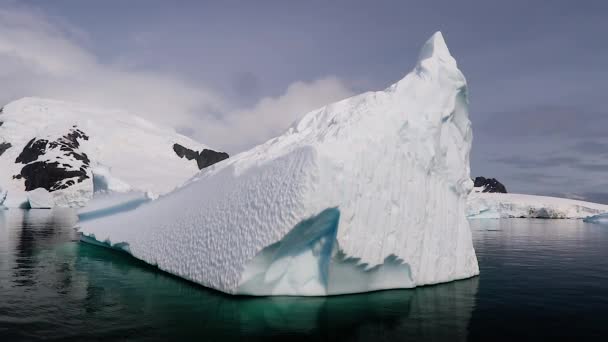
[
  {"x1": 79, "y1": 32, "x2": 479, "y2": 296},
  {"x1": 467, "y1": 192, "x2": 608, "y2": 219},
  {"x1": 0, "y1": 98, "x2": 218, "y2": 208}
]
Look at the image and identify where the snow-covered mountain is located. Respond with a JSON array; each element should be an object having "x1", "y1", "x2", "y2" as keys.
[
  {"x1": 79, "y1": 32, "x2": 479, "y2": 296},
  {"x1": 467, "y1": 192, "x2": 608, "y2": 219},
  {"x1": 0, "y1": 98, "x2": 228, "y2": 208},
  {"x1": 465, "y1": 177, "x2": 608, "y2": 219}
]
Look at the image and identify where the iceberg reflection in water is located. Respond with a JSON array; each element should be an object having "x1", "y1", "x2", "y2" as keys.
[{"x1": 5, "y1": 210, "x2": 608, "y2": 340}]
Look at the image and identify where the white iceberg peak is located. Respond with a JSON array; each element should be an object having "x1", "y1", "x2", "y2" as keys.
[
  {"x1": 420, "y1": 32, "x2": 451, "y2": 59},
  {"x1": 416, "y1": 31, "x2": 458, "y2": 77}
]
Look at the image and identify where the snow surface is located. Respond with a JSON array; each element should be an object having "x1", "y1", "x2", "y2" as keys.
[
  {"x1": 27, "y1": 188, "x2": 55, "y2": 209},
  {"x1": 467, "y1": 192, "x2": 608, "y2": 219},
  {"x1": 79, "y1": 32, "x2": 479, "y2": 296},
  {"x1": 0, "y1": 98, "x2": 207, "y2": 208}
]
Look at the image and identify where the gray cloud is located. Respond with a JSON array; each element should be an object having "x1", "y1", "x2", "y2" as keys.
[
  {"x1": 492, "y1": 155, "x2": 580, "y2": 169},
  {"x1": 231, "y1": 71, "x2": 261, "y2": 102},
  {"x1": 570, "y1": 141, "x2": 608, "y2": 155},
  {"x1": 575, "y1": 163, "x2": 608, "y2": 173},
  {"x1": 508, "y1": 172, "x2": 566, "y2": 184},
  {"x1": 474, "y1": 105, "x2": 608, "y2": 140},
  {"x1": 0, "y1": 5, "x2": 354, "y2": 153},
  {"x1": 3, "y1": 0, "x2": 608, "y2": 199},
  {"x1": 579, "y1": 192, "x2": 608, "y2": 205}
]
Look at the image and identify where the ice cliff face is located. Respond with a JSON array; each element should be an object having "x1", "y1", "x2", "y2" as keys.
[
  {"x1": 79, "y1": 32, "x2": 479, "y2": 296},
  {"x1": 0, "y1": 98, "x2": 228, "y2": 208}
]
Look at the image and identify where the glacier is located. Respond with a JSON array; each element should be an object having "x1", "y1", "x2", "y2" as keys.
[
  {"x1": 467, "y1": 192, "x2": 608, "y2": 219},
  {"x1": 0, "y1": 98, "x2": 227, "y2": 208},
  {"x1": 78, "y1": 32, "x2": 479, "y2": 296}
]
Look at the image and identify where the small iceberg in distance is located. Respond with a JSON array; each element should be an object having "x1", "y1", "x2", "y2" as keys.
[{"x1": 583, "y1": 213, "x2": 608, "y2": 225}]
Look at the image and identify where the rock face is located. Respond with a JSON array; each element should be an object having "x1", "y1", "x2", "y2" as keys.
[
  {"x1": 172, "y1": 143, "x2": 229, "y2": 170},
  {"x1": 80, "y1": 32, "x2": 479, "y2": 296},
  {"x1": 0, "y1": 97, "x2": 218, "y2": 208},
  {"x1": 473, "y1": 177, "x2": 507, "y2": 193},
  {"x1": 0, "y1": 142, "x2": 10, "y2": 156},
  {"x1": 14, "y1": 127, "x2": 91, "y2": 192}
]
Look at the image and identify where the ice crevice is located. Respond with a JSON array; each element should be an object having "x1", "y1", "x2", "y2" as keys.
[{"x1": 237, "y1": 207, "x2": 414, "y2": 296}]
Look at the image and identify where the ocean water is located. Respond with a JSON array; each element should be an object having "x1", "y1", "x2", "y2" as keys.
[{"x1": 0, "y1": 209, "x2": 607, "y2": 341}]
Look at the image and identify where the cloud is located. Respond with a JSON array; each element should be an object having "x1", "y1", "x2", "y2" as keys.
[
  {"x1": 472, "y1": 102, "x2": 608, "y2": 196},
  {"x1": 569, "y1": 141, "x2": 608, "y2": 155},
  {"x1": 192, "y1": 77, "x2": 354, "y2": 152},
  {"x1": 579, "y1": 192, "x2": 608, "y2": 205},
  {"x1": 0, "y1": 5, "x2": 354, "y2": 153},
  {"x1": 0, "y1": 6, "x2": 226, "y2": 131},
  {"x1": 474, "y1": 105, "x2": 608, "y2": 140},
  {"x1": 492, "y1": 155, "x2": 580, "y2": 169},
  {"x1": 508, "y1": 172, "x2": 566, "y2": 184}
]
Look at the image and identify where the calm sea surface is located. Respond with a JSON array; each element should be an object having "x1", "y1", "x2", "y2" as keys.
[{"x1": 1, "y1": 209, "x2": 607, "y2": 341}]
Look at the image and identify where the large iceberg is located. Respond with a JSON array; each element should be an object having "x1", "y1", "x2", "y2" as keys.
[
  {"x1": 79, "y1": 32, "x2": 479, "y2": 296},
  {"x1": 467, "y1": 192, "x2": 608, "y2": 219},
  {"x1": 0, "y1": 98, "x2": 228, "y2": 208}
]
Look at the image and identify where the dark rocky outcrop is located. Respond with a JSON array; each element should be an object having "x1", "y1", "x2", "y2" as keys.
[
  {"x1": 13, "y1": 127, "x2": 90, "y2": 192},
  {"x1": 15, "y1": 138, "x2": 49, "y2": 164},
  {"x1": 473, "y1": 177, "x2": 507, "y2": 193},
  {"x1": 18, "y1": 161, "x2": 89, "y2": 191},
  {"x1": 0, "y1": 142, "x2": 10, "y2": 156},
  {"x1": 173, "y1": 143, "x2": 229, "y2": 170},
  {"x1": 173, "y1": 143, "x2": 200, "y2": 161}
]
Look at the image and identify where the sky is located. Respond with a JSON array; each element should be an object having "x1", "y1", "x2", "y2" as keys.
[{"x1": 1, "y1": 0, "x2": 607, "y2": 202}]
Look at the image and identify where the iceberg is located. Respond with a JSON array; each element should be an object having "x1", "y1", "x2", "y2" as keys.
[
  {"x1": 27, "y1": 188, "x2": 55, "y2": 209},
  {"x1": 0, "y1": 98, "x2": 228, "y2": 208},
  {"x1": 79, "y1": 32, "x2": 479, "y2": 296},
  {"x1": 467, "y1": 192, "x2": 608, "y2": 219},
  {"x1": 583, "y1": 213, "x2": 608, "y2": 224}
]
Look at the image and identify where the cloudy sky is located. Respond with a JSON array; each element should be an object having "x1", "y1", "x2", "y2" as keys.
[{"x1": 1, "y1": 0, "x2": 607, "y2": 202}]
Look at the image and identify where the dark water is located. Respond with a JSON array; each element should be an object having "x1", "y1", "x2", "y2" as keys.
[{"x1": 1, "y1": 210, "x2": 607, "y2": 341}]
